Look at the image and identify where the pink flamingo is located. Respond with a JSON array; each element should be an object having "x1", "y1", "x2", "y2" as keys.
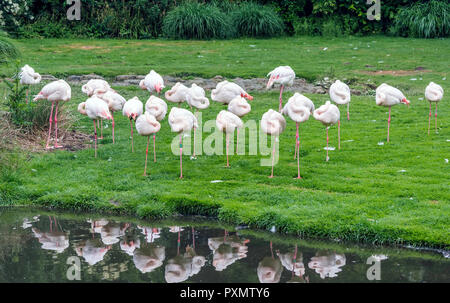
[
  {"x1": 375, "y1": 83, "x2": 410, "y2": 142},
  {"x1": 33, "y1": 80, "x2": 71, "y2": 149},
  {"x1": 186, "y1": 84, "x2": 210, "y2": 158},
  {"x1": 425, "y1": 82, "x2": 444, "y2": 135},
  {"x1": 140, "y1": 70, "x2": 165, "y2": 95},
  {"x1": 261, "y1": 109, "x2": 286, "y2": 178},
  {"x1": 168, "y1": 107, "x2": 198, "y2": 179},
  {"x1": 330, "y1": 80, "x2": 351, "y2": 150},
  {"x1": 216, "y1": 110, "x2": 243, "y2": 167},
  {"x1": 165, "y1": 82, "x2": 189, "y2": 107},
  {"x1": 122, "y1": 97, "x2": 144, "y2": 152},
  {"x1": 228, "y1": 96, "x2": 251, "y2": 153},
  {"x1": 313, "y1": 101, "x2": 340, "y2": 162},
  {"x1": 145, "y1": 96, "x2": 168, "y2": 162},
  {"x1": 282, "y1": 93, "x2": 315, "y2": 179},
  {"x1": 78, "y1": 96, "x2": 112, "y2": 158},
  {"x1": 136, "y1": 112, "x2": 161, "y2": 176},
  {"x1": 211, "y1": 80, "x2": 253, "y2": 105},
  {"x1": 266, "y1": 66, "x2": 295, "y2": 112},
  {"x1": 96, "y1": 90, "x2": 126, "y2": 144},
  {"x1": 19, "y1": 64, "x2": 41, "y2": 104}
]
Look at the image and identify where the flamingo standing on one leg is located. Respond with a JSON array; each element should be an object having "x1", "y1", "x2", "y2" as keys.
[
  {"x1": 375, "y1": 83, "x2": 410, "y2": 143},
  {"x1": 82, "y1": 79, "x2": 114, "y2": 139},
  {"x1": 186, "y1": 84, "x2": 210, "y2": 158},
  {"x1": 266, "y1": 66, "x2": 295, "y2": 112},
  {"x1": 33, "y1": 80, "x2": 71, "y2": 149},
  {"x1": 329, "y1": 80, "x2": 351, "y2": 150},
  {"x1": 122, "y1": 97, "x2": 144, "y2": 152},
  {"x1": 77, "y1": 96, "x2": 112, "y2": 158},
  {"x1": 96, "y1": 90, "x2": 126, "y2": 144},
  {"x1": 136, "y1": 112, "x2": 161, "y2": 176},
  {"x1": 211, "y1": 80, "x2": 253, "y2": 105},
  {"x1": 261, "y1": 109, "x2": 286, "y2": 178},
  {"x1": 282, "y1": 93, "x2": 315, "y2": 179},
  {"x1": 228, "y1": 96, "x2": 251, "y2": 154},
  {"x1": 19, "y1": 64, "x2": 41, "y2": 104},
  {"x1": 313, "y1": 101, "x2": 340, "y2": 162},
  {"x1": 145, "y1": 96, "x2": 168, "y2": 162},
  {"x1": 168, "y1": 107, "x2": 198, "y2": 179},
  {"x1": 140, "y1": 70, "x2": 165, "y2": 95},
  {"x1": 216, "y1": 110, "x2": 243, "y2": 168},
  {"x1": 165, "y1": 82, "x2": 189, "y2": 107},
  {"x1": 425, "y1": 82, "x2": 444, "y2": 135}
]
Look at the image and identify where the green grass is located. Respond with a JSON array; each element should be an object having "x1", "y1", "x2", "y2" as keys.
[{"x1": 0, "y1": 36, "x2": 449, "y2": 249}]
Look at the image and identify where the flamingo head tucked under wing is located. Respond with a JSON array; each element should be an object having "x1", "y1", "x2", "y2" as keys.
[{"x1": 139, "y1": 80, "x2": 147, "y2": 91}]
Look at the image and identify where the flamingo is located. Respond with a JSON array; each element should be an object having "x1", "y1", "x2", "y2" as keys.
[
  {"x1": 186, "y1": 84, "x2": 210, "y2": 158},
  {"x1": 261, "y1": 109, "x2": 286, "y2": 178},
  {"x1": 308, "y1": 252, "x2": 346, "y2": 279},
  {"x1": 282, "y1": 93, "x2": 315, "y2": 179},
  {"x1": 211, "y1": 80, "x2": 253, "y2": 105},
  {"x1": 257, "y1": 242, "x2": 283, "y2": 283},
  {"x1": 19, "y1": 64, "x2": 41, "y2": 104},
  {"x1": 313, "y1": 101, "x2": 340, "y2": 162},
  {"x1": 133, "y1": 243, "x2": 166, "y2": 274},
  {"x1": 228, "y1": 95, "x2": 251, "y2": 153},
  {"x1": 425, "y1": 82, "x2": 444, "y2": 135},
  {"x1": 122, "y1": 96, "x2": 144, "y2": 152},
  {"x1": 96, "y1": 90, "x2": 126, "y2": 143},
  {"x1": 145, "y1": 96, "x2": 168, "y2": 162},
  {"x1": 168, "y1": 107, "x2": 198, "y2": 179},
  {"x1": 140, "y1": 70, "x2": 165, "y2": 95},
  {"x1": 330, "y1": 80, "x2": 351, "y2": 150},
  {"x1": 216, "y1": 110, "x2": 243, "y2": 168},
  {"x1": 33, "y1": 80, "x2": 71, "y2": 149},
  {"x1": 375, "y1": 83, "x2": 410, "y2": 142},
  {"x1": 266, "y1": 66, "x2": 295, "y2": 112},
  {"x1": 136, "y1": 112, "x2": 161, "y2": 176},
  {"x1": 165, "y1": 82, "x2": 189, "y2": 106},
  {"x1": 78, "y1": 96, "x2": 112, "y2": 158}
]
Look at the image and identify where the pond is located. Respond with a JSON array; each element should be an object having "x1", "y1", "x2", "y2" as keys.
[{"x1": 0, "y1": 207, "x2": 448, "y2": 283}]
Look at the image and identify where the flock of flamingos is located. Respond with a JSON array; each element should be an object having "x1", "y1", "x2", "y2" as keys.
[{"x1": 20, "y1": 64, "x2": 444, "y2": 179}]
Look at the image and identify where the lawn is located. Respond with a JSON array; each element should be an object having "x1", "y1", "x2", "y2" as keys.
[{"x1": 0, "y1": 36, "x2": 449, "y2": 249}]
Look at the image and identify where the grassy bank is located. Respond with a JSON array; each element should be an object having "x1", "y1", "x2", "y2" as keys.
[{"x1": 0, "y1": 37, "x2": 449, "y2": 249}]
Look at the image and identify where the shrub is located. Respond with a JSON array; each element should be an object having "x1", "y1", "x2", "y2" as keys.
[
  {"x1": 163, "y1": 2, "x2": 233, "y2": 40},
  {"x1": 0, "y1": 36, "x2": 19, "y2": 63},
  {"x1": 231, "y1": 2, "x2": 284, "y2": 38},
  {"x1": 391, "y1": 0, "x2": 450, "y2": 38}
]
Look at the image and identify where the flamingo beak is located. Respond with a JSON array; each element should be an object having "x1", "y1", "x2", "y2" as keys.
[
  {"x1": 402, "y1": 98, "x2": 410, "y2": 107},
  {"x1": 245, "y1": 94, "x2": 253, "y2": 101},
  {"x1": 155, "y1": 84, "x2": 162, "y2": 94}
]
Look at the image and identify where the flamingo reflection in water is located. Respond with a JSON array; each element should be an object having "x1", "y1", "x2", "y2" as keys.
[{"x1": 31, "y1": 216, "x2": 69, "y2": 254}]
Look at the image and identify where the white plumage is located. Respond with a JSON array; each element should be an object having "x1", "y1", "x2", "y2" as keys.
[
  {"x1": 261, "y1": 109, "x2": 286, "y2": 136},
  {"x1": 425, "y1": 82, "x2": 444, "y2": 102},
  {"x1": 123, "y1": 96, "x2": 144, "y2": 120},
  {"x1": 266, "y1": 66, "x2": 295, "y2": 89},
  {"x1": 211, "y1": 80, "x2": 253, "y2": 104},
  {"x1": 145, "y1": 95, "x2": 168, "y2": 121},
  {"x1": 375, "y1": 83, "x2": 410, "y2": 107},
  {"x1": 34, "y1": 80, "x2": 71, "y2": 103},
  {"x1": 96, "y1": 90, "x2": 126, "y2": 112},
  {"x1": 168, "y1": 107, "x2": 198, "y2": 133},
  {"x1": 329, "y1": 80, "x2": 351, "y2": 105},
  {"x1": 136, "y1": 112, "x2": 161, "y2": 136},
  {"x1": 282, "y1": 93, "x2": 315, "y2": 123},
  {"x1": 78, "y1": 96, "x2": 112, "y2": 121},
  {"x1": 186, "y1": 84, "x2": 210, "y2": 110},
  {"x1": 140, "y1": 70, "x2": 165, "y2": 94},
  {"x1": 19, "y1": 64, "x2": 41, "y2": 85},
  {"x1": 228, "y1": 96, "x2": 251, "y2": 117},
  {"x1": 82, "y1": 79, "x2": 112, "y2": 97},
  {"x1": 313, "y1": 101, "x2": 340, "y2": 127},
  {"x1": 216, "y1": 110, "x2": 243, "y2": 134},
  {"x1": 165, "y1": 82, "x2": 189, "y2": 104}
]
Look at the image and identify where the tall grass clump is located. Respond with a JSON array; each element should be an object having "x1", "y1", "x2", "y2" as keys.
[
  {"x1": 162, "y1": 2, "x2": 233, "y2": 40},
  {"x1": 231, "y1": 2, "x2": 284, "y2": 38},
  {"x1": 0, "y1": 36, "x2": 19, "y2": 63},
  {"x1": 392, "y1": 0, "x2": 450, "y2": 38}
]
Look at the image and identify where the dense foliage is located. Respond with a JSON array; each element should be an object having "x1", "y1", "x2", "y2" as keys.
[
  {"x1": 0, "y1": 36, "x2": 19, "y2": 63},
  {"x1": 0, "y1": 0, "x2": 448, "y2": 39}
]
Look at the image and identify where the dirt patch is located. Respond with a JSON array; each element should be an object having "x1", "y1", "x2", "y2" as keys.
[
  {"x1": 65, "y1": 44, "x2": 103, "y2": 50},
  {"x1": 359, "y1": 69, "x2": 432, "y2": 76}
]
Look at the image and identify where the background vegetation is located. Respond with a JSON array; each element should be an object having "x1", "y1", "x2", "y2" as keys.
[{"x1": 1, "y1": 0, "x2": 449, "y2": 39}]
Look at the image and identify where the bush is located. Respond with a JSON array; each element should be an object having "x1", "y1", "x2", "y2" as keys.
[
  {"x1": 163, "y1": 2, "x2": 233, "y2": 40},
  {"x1": 391, "y1": 0, "x2": 450, "y2": 38},
  {"x1": 0, "y1": 36, "x2": 19, "y2": 63},
  {"x1": 231, "y1": 2, "x2": 284, "y2": 38}
]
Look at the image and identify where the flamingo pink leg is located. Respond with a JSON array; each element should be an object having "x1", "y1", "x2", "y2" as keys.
[
  {"x1": 326, "y1": 127, "x2": 329, "y2": 162},
  {"x1": 144, "y1": 136, "x2": 150, "y2": 176},
  {"x1": 179, "y1": 134, "x2": 183, "y2": 179},
  {"x1": 236, "y1": 128, "x2": 239, "y2": 154},
  {"x1": 428, "y1": 102, "x2": 432, "y2": 135},
  {"x1": 93, "y1": 120, "x2": 97, "y2": 158},
  {"x1": 435, "y1": 103, "x2": 438, "y2": 133},
  {"x1": 347, "y1": 103, "x2": 350, "y2": 121},
  {"x1": 294, "y1": 123, "x2": 299, "y2": 160},
  {"x1": 99, "y1": 119, "x2": 103, "y2": 139},
  {"x1": 54, "y1": 102, "x2": 63, "y2": 148},
  {"x1": 193, "y1": 127, "x2": 197, "y2": 158},
  {"x1": 279, "y1": 85, "x2": 284, "y2": 112},
  {"x1": 153, "y1": 135, "x2": 156, "y2": 163},
  {"x1": 338, "y1": 120, "x2": 341, "y2": 150},
  {"x1": 296, "y1": 123, "x2": 301, "y2": 179},
  {"x1": 112, "y1": 113, "x2": 115, "y2": 144},
  {"x1": 269, "y1": 138, "x2": 276, "y2": 178},
  {"x1": 387, "y1": 107, "x2": 391, "y2": 143},
  {"x1": 45, "y1": 101, "x2": 55, "y2": 149},
  {"x1": 129, "y1": 119, "x2": 134, "y2": 152},
  {"x1": 226, "y1": 133, "x2": 230, "y2": 167}
]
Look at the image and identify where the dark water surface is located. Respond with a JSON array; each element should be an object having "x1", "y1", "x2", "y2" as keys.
[{"x1": 0, "y1": 207, "x2": 448, "y2": 283}]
